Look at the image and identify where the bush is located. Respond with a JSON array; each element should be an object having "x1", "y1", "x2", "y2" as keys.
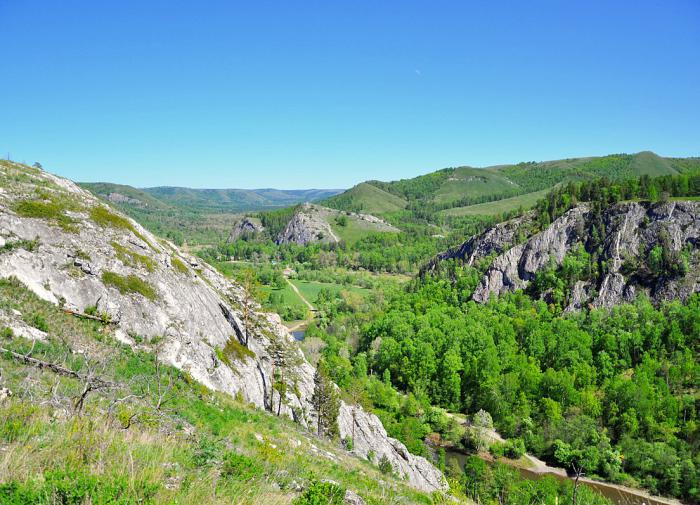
[
  {"x1": 25, "y1": 313, "x2": 48, "y2": 332},
  {"x1": 504, "y1": 438, "x2": 526, "y2": 459},
  {"x1": 221, "y1": 452, "x2": 262, "y2": 481},
  {"x1": 192, "y1": 436, "x2": 220, "y2": 467},
  {"x1": 101, "y1": 271, "x2": 157, "y2": 301},
  {"x1": 292, "y1": 480, "x2": 345, "y2": 505},
  {"x1": 223, "y1": 336, "x2": 256, "y2": 363},
  {"x1": 378, "y1": 454, "x2": 393, "y2": 475}
]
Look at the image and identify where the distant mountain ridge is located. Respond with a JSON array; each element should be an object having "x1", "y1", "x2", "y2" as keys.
[{"x1": 81, "y1": 183, "x2": 343, "y2": 213}]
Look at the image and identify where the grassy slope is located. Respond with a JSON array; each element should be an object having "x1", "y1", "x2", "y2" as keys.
[
  {"x1": 441, "y1": 188, "x2": 550, "y2": 216},
  {"x1": 628, "y1": 151, "x2": 677, "y2": 176},
  {"x1": 432, "y1": 167, "x2": 520, "y2": 204},
  {"x1": 327, "y1": 214, "x2": 399, "y2": 245},
  {"x1": 0, "y1": 277, "x2": 436, "y2": 504},
  {"x1": 321, "y1": 182, "x2": 407, "y2": 214}
]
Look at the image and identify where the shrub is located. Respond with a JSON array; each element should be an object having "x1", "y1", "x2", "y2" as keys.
[
  {"x1": 223, "y1": 337, "x2": 256, "y2": 363},
  {"x1": 25, "y1": 313, "x2": 48, "y2": 332},
  {"x1": 378, "y1": 454, "x2": 393, "y2": 475},
  {"x1": 504, "y1": 438, "x2": 526, "y2": 459},
  {"x1": 292, "y1": 480, "x2": 345, "y2": 505},
  {"x1": 220, "y1": 452, "x2": 262, "y2": 481},
  {"x1": 101, "y1": 271, "x2": 157, "y2": 301},
  {"x1": 192, "y1": 436, "x2": 220, "y2": 467}
]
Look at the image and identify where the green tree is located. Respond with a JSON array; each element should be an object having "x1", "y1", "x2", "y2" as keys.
[{"x1": 311, "y1": 359, "x2": 340, "y2": 439}]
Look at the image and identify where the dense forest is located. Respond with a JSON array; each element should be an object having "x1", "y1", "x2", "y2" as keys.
[{"x1": 304, "y1": 261, "x2": 699, "y2": 502}]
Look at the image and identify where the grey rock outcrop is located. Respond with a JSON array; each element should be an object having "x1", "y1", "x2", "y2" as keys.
[
  {"x1": 277, "y1": 203, "x2": 399, "y2": 246},
  {"x1": 435, "y1": 201, "x2": 699, "y2": 308},
  {"x1": 227, "y1": 216, "x2": 264, "y2": 242},
  {"x1": 425, "y1": 212, "x2": 535, "y2": 273},
  {"x1": 0, "y1": 161, "x2": 446, "y2": 492}
]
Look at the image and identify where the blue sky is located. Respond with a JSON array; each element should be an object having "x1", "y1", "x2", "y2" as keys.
[{"x1": 1, "y1": 1, "x2": 698, "y2": 189}]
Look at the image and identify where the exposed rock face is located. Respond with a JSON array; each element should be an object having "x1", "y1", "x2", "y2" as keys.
[
  {"x1": 106, "y1": 192, "x2": 144, "y2": 206},
  {"x1": 277, "y1": 203, "x2": 398, "y2": 246},
  {"x1": 227, "y1": 216, "x2": 264, "y2": 242},
  {"x1": 0, "y1": 162, "x2": 446, "y2": 492},
  {"x1": 424, "y1": 212, "x2": 535, "y2": 273},
  {"x1": 435, "y1": 201, "x2": 699, "y2": 308},
  {"x1": 278, "y1": 203, "x2": 338, "y2": 245}
]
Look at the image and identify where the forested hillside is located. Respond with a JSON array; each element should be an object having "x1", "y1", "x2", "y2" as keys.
[{"x1": 322, "y1": 152, "x2": 700, "y2": 217}]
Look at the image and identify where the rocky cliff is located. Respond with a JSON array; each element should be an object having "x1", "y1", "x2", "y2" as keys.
[
  {"x1": 277, "y1": 203, "x2": 399, "y2": 245},
  {"x1": 0, "y1": 161, "x2": 445, "y2": 492},
  {"x1": 433, "y1": 201, "x2": 699, "y2": 309},
  {"x1": 227, "y1": 216, "x2": 265, "y2": 242}
]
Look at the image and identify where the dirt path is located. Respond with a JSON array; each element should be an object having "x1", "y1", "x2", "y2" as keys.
[{"x1": 283, "y1": 274, "x2": 315, "y2": 333}]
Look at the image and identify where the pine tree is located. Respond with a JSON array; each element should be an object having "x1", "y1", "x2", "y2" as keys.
[{"x1": 311, "y1": 360, "x2": 340, "y2": 438}]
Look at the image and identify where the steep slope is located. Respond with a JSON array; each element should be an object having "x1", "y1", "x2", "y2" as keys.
[
  {"x1": 0, "y1": 160, "x2": 445, "y2": 493},
  {"x1": 432, "y1": 200, "x2": 700, "y2": 309},
  {"x1": 276, "y1": 203, "x2": 400, "y2": 245}
]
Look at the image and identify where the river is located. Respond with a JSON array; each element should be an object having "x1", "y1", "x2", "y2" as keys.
[{"x1": 443, "y1": 448, "x2": 682, "y2": 505}]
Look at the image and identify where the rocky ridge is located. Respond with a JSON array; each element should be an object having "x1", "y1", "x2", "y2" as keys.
[
  {"x1": 277, "y1": 203, "x2": 399, "y2": 245},
  {"x1": 0, "y1": 161, "x2": 445, "y2": 492},
  {"x1": 432, "y1": 201, "x2": 699, "y2": 309}
]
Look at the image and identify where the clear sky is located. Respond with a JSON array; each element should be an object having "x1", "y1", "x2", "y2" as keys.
[{"x1": 1, "y1": 1, "x2": 698, "y2": 189}]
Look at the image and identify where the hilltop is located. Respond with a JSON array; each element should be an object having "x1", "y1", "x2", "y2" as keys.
[{"x1": 322, "y1": 152, "x2": 700, "y2": 216}]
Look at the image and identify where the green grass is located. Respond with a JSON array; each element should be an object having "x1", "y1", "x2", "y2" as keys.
[
  {"x1": 322, "y1": 182, "x2": 407, "y2": 214},
  {"x1": 13, "y1": 200, "x2": 78, "y2": 232},
  {"x1": 328, "y1": 215, "x2": 398, "y2": 245},
  {"x1": 171, "y1": 255, "x2": 189, "y2": 274},
  {"x1": 264, "y1": 283, "x2": 308, "y2": 309},
  {"x1": 111, "y1": 241, "x2": 157, "y2": 272},
  {"x1": 431, "y1": 167, "x2": 520, "y2": 205},
  {"x1": 440, "y1": 188, "x2": 550, "y2": 216},
  {"x1": 101, "y1": 271, "x2": 157, "y2": 300},
  {"x1": 0, "y1": 238, "x2": 39, "y2": 254},
  {"x1": 628, "y1": 151, "x2": 678, "y2": 176},
  {"x1": 90, "y1": 206, "x2": 155, "y2": 249},
  {"x1": 291, "y1": 280, "x2": 368, "y2": 305}
]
